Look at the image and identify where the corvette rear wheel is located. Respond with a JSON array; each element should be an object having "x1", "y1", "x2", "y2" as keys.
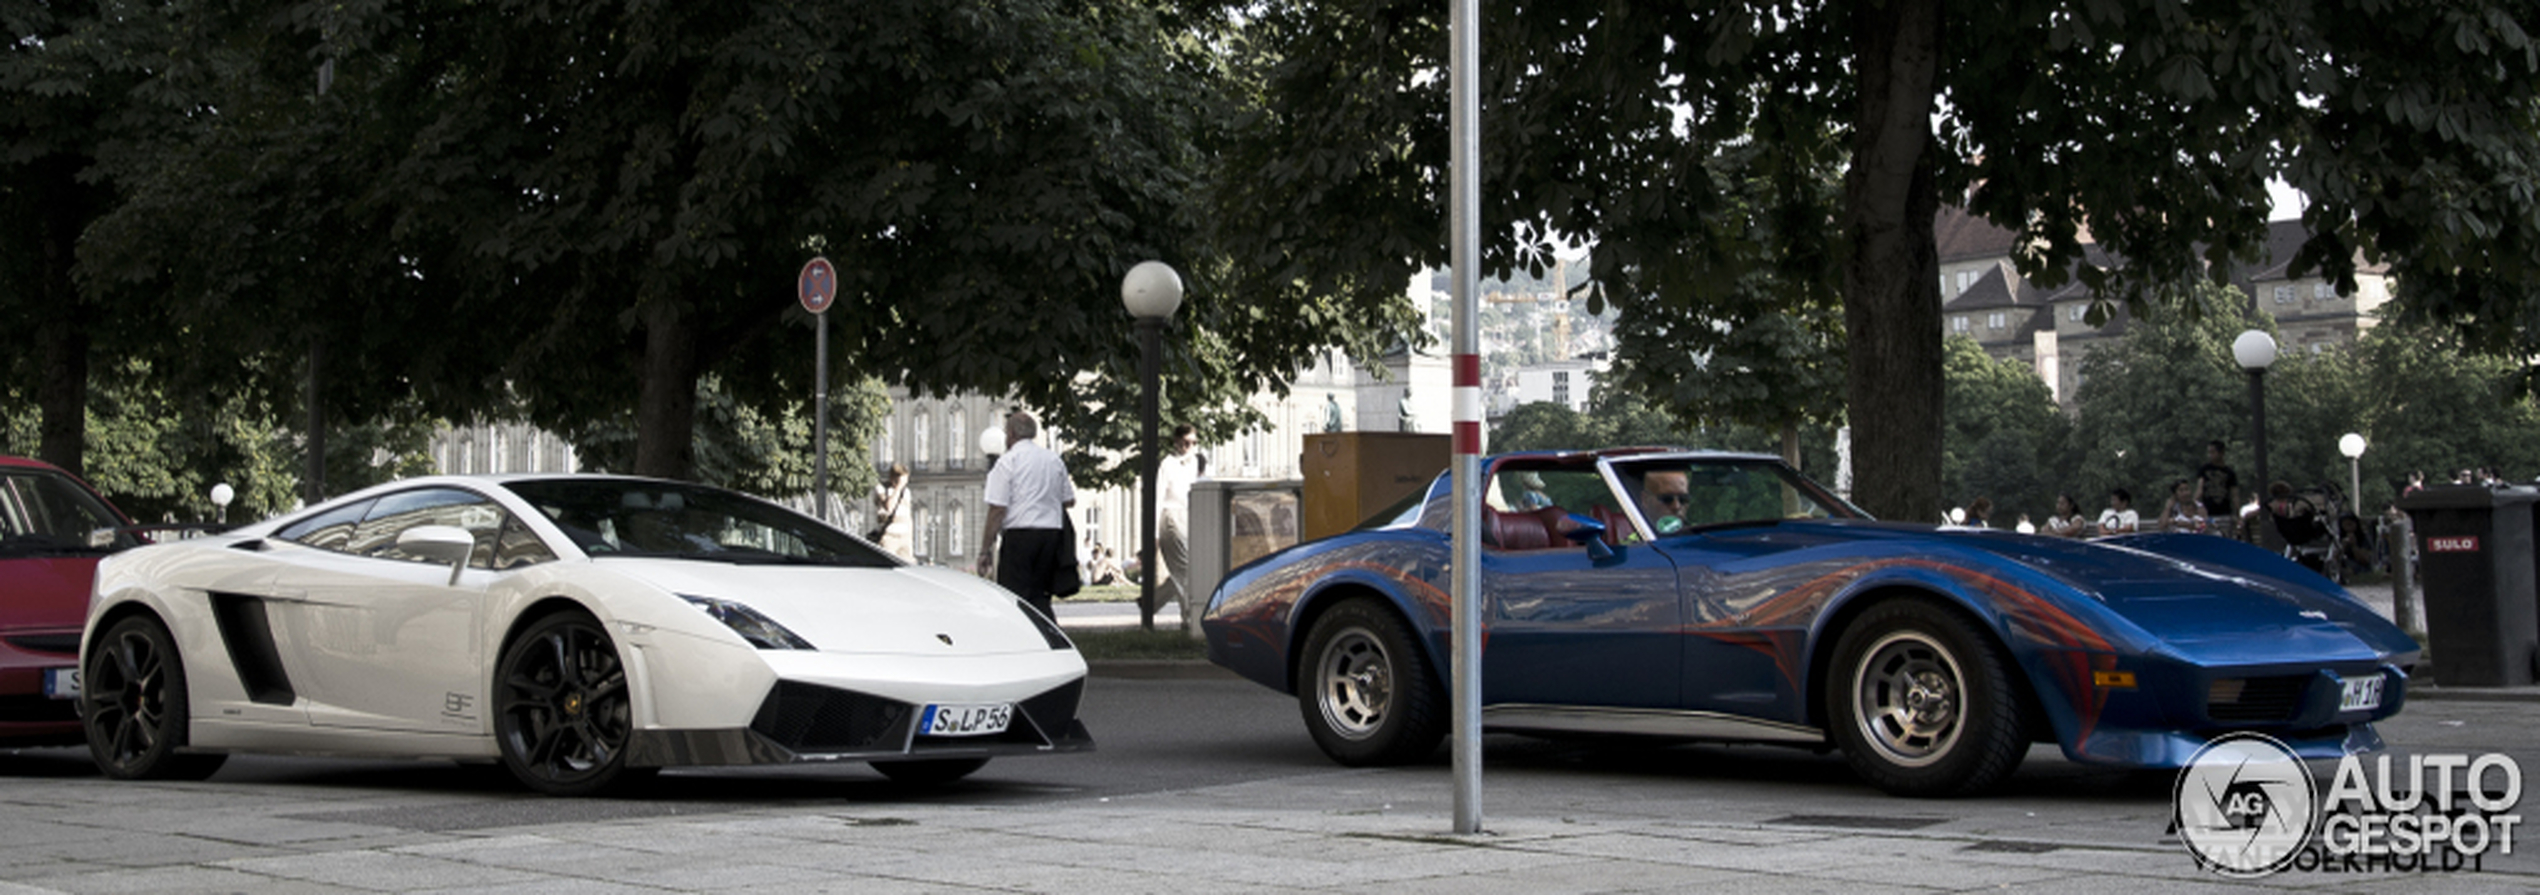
[
  {"x1": 871, "y1": 757, "x2": 990, "y2": 784},
  {"x1": 81, "y1": 615, "x2": 227, "y2": 780},
  {"x1": 495, "y1": 610, "x2": 653, "y2": 796},
  {"x1": 1295, "y1": 599, "x2": 1445, "y2": 766},
  {"x1": 1826, "y1": 599, "x2": 2026, "y2": 797}
]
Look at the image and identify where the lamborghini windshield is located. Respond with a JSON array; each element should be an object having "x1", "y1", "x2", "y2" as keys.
[{"x1": 505, "y1": 478, "x2": 897, "y2": 567}]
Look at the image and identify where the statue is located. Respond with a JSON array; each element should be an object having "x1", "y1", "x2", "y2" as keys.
[
  {"x1": 1322, "y1": 393, "x2": 1344, "y2": 433},
  {"x1": 1398, "y1": 388, "x2": 1417, "y2": 432}
]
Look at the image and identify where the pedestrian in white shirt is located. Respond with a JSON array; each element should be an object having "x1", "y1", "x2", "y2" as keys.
[{"x1": 976, "y1": 411, "x2": 1076, "y2": 617}]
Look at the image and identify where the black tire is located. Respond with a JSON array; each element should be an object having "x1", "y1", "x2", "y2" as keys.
[
  {"x1": 81, "y1": 615, "x2": 227, "y2": 781},
  {"x1": 1825, "y1": 598, "x2": 2027, "y2": 797},
  {"x1": 870, "y1": 757, "x2": 990, "y2": 784},
  {"x1": 1293, "y1": 599, "x2": 1447, "y2": 766},
  {"x1": 494, "y1": 610, "x2": 654, "y2": 796}
]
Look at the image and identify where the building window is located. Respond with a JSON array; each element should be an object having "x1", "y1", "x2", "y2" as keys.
[
  {"x1": 1939, "y1": 275, "x2": 1951, "y2": 297},
  {"x1": 948, "y1": 409, "x2": 966, "y2": 469},
  {"x1": 914, "y1": 409, "x2": 932, "y2": 471},
  {"x1": 1957, "y1": 270, "x2": 1978, "y2": 292},
  {"x1": 947, "y1": 505, "x2": 966, "y2": 557},
  {"x1": 2274, "y1": 285, "x2": 2295, "y2": 304},
  {"x1": 1986, "y1": 312, "x2": 2006, "y2": 330},
  {"x1": 879, "y1": 416, "x2": 895, "y2": 466},
  {"x1": 1951, "y1": 316, "x2": 1970, "y2": 333},
  {"x1": 1552, "y1": 370, "x2": 1570, "y2": 407},
  {"x1": 913, "y1": 500, "x2": 932, "y2": 562},
  {"x1": 2314, "y1": 282, "x2": 2336, "y2": 300},
  {"x1": 2067, "y1": 305, "x2": 2086, "y2": 322}
]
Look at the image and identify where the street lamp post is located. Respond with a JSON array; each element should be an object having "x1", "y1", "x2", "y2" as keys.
[
  {"x1": 1122, "y1": 261, "x2": 1184, "y2": 633},
  {"x1": 2235, "y1": 330, "x2": 2280, "y2": 549},
  {"x1": 209, "y1": 483, "x2": 234, "y2": 526},
  {"x1": 2340, "y1": 432, "x2": 2367, "y2": 512}
]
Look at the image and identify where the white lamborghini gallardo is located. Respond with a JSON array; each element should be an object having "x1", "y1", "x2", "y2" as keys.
[{"x1": 77, "y1": 475, "x2": 1091, "y2": 795}]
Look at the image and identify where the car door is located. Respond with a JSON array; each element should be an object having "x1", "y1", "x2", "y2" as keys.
[
  {"x1": 1624, "y1": 457, "x2": 1849, "y2": 725},
  {"x1": 264, "y1": 487, "x2": 508, "y2": 734},
  {"x1": 1478, "y1": 465, "x2": 1682, "y2": 709}
]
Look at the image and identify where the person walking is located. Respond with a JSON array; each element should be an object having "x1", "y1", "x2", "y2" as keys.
[
  {"x1": 1154, "y1": 423, "x2": 1202, "y2": 630},
  {"x1": 870, "y1": 462, "x2": 913, "y2": 560},
  {"x1": 976, "y1": 411, "x2": 1076, "y2": 618}
]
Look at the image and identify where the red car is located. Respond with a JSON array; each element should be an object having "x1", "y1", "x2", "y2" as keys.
[{"x1": 0, "y1": 456, "x2": 143, "y2": 746}]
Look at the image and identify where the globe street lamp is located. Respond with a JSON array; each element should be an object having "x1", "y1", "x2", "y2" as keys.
[
  {"x1": 1123, "y1": 261, "x2": 1184, "y2": 632},
  {"x1": 209, "y1": 483, "x2": 235, "y2": 526},
  {"x1": 2339, "y1": 432, "x2": 2367, "y2": 513},
  {"x1": 2235, "y1": 330, "x2": 2279, "y2": 548}
]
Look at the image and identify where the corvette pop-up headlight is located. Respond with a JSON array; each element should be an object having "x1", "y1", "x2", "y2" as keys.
[{"x1": 680, "y1": 595, "x2": 816, "y2": 650}]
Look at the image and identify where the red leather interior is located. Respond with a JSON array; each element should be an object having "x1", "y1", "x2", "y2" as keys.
[{"x1": 1482, "y1": 506, "x2": 1566, "y2": 550}]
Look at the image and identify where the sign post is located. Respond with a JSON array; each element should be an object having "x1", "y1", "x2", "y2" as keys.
[{"x1": 800, "y1": 257, "x2": 839, "y2": 521}]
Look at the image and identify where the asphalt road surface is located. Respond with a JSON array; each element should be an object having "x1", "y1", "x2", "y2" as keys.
[{"x1": 5, "y1": 671, "x2": 2535, "y2": 879}]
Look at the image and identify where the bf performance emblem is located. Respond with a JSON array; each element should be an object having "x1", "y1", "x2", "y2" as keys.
[
  {"x1": 2175, "y1": 732, "x2": 2318, "y2": 878},
  {"x1": 937, "y1": 633, "x2": 954, "y2": 646}
]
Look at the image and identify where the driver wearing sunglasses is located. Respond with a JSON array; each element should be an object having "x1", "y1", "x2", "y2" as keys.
[{"x1": 1637, "y1": 469, "x2": 1694, "y2": 536}]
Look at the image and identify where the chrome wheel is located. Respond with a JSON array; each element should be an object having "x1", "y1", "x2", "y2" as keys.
[
  {"x1": 1294, "y1": 599, "x2": 1445, "y2": 765},
  {"x1": 496, "y1": 612, "x2": 644, "y2": 795},
  {"x1": 1315, "y1": 629, "x2": 1393, "y2": 740},
  {"x1": 1850, "y1": 629, "x2": 1966, "y2": 768}
]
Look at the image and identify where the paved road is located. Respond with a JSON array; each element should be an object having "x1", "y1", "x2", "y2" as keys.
[{"x1": 4, "y1": 668, "x2": 2535, "y2": 892}]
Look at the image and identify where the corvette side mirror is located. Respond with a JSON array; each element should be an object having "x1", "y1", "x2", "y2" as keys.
[
  {"x1": 1562, "y1": 514, "x2": 1616, "y2": 563},
  {"x1": 398, "y1": 525, "x2": 477, "y2": 586}
]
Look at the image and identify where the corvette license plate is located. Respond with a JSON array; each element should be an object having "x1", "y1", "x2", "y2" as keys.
[
  {"x1": 920, "y1": 703, "x2": 1012, "y2": 737},
  {"x1": 2340, "y1": 675, "x2": 2383, "y2": 712},
  {"x1": 43, "y1": 667, "x2": 79, "y2": 699}
]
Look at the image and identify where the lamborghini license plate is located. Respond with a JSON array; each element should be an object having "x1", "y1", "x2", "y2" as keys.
[{"x1": 920, "y1": 703, "x2": 1012, "y2": 737}]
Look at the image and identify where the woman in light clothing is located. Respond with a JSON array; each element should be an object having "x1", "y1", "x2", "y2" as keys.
[{"x1": 872, "y1": 462, "x2": 915, "y2": 560}]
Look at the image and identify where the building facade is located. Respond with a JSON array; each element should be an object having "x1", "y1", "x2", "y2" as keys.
[{"x1": 1937, "y1": 209, "x2": 2393, "y2": 407}]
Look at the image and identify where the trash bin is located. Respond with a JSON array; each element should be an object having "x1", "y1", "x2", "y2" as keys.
[{"x1": 2394, "y1": 484, "x2": 2540, "y2": 686}]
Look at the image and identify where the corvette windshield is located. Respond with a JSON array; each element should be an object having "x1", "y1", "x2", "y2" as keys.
[{"x1": 505, "y1": 479, "x2": 896, "y2": 567}]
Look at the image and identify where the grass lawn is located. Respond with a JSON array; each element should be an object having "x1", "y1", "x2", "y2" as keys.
[{"x1": 1068, "y1": 627, "x2": 1209, "y2": 661}]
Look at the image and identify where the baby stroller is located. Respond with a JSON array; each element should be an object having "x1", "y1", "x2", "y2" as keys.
[{"x1": 2267, "y1": 482, "x2": 2346, "y2": 584}]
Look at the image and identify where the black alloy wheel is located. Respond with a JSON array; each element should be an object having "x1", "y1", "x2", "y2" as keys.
[
  {"x1": 494, "y1": 610, "x2": 654, "y2": 796},
  {"x1": 81, "y1": 615, "x2": 227, "y2": 780}
]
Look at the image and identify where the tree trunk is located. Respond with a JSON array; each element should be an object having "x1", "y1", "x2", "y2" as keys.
[
  {"x1": 633, "y1": 297, "x2": 700, "y2": 479},
  {"x1": 34, "y1": 314, "x2": 87, "y2": 479},
  {"x1": 1841, "y1": 0, "x2": 1945, "y2": 522},
  {"x1": 33, "y1": 167, "x2": 88, "y2": 478}
]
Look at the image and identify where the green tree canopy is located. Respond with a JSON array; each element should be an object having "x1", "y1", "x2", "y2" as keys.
[{"x1": 1207, "y1": 0, "x2": 2540, "y2": 523}]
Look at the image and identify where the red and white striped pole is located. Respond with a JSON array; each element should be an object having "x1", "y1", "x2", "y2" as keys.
[{"x1": 1447, "y1": 0, "x2": 1485, "y2": 836}]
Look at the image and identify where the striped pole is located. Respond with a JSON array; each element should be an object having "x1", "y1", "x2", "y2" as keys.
[{"x1": 1447, "y1": 0, "x2": 1485, "y2": 836}]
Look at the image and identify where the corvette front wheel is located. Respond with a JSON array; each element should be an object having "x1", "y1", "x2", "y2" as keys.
[
  {"x1": 1826, "y1": 598, "x2": 2026, "y2": 797},
  {"x1": 1295, "y1": 599, "x2": 1445, "y2": 766},
  {"x1": 81, "y1": 615, "x2": 227, "y2": 781},
  {"x1": 495, "y1": 610, "x2": 654, "y2": 796}
]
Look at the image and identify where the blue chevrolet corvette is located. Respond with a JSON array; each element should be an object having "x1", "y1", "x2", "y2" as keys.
[{"x1": 1200, "y1": 448, "x2": 2417, "y2": 796}]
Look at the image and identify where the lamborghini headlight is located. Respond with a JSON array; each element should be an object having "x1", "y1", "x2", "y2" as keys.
[{"x1": 680, "y1": 595, "x2": 815, "y2": 650}]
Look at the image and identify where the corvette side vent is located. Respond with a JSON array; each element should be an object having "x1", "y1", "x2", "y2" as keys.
[
  {"x1": 749, "y1": 681, "x2": 912, "y2": 753},
  {"x1": 2206, "y1": 676, "x2": 2308, "y2": 723}
]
